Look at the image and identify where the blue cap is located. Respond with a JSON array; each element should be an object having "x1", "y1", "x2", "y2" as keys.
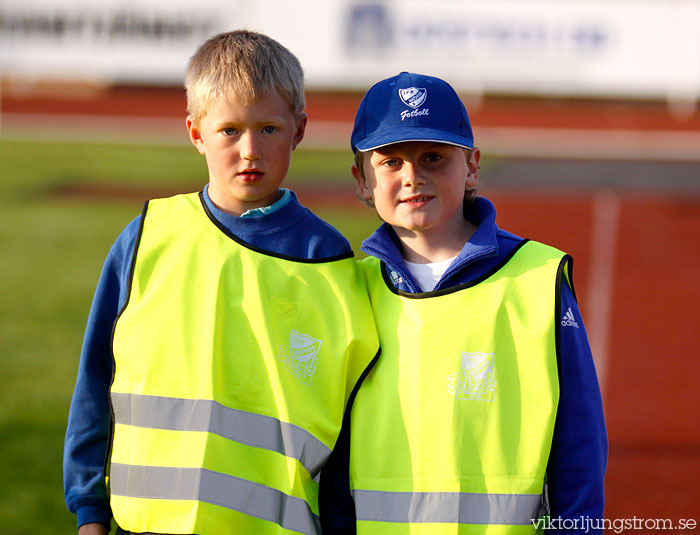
[{"x1": 351, "y1": 72, "x2": 474, "y2": 152}]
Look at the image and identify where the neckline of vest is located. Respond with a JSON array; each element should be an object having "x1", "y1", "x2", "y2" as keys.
[
  {"x1": 195, "y1": 191, "x2": 354, "y2": 264},
  {"x1": 381, "y1": 239, "x2": 530, "y2": 299}
]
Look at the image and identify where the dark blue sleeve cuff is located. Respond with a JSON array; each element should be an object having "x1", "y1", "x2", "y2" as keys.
[{"x1": 75, "y1": 502, "x2": 111, "y2": 530}]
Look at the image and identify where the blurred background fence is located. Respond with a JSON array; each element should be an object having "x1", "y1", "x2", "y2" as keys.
[{"x1": 1, "y1": 0, "x2": 699, "y2": 532}]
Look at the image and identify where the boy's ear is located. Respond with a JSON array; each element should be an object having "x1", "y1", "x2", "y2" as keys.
[
  {"x1": 352, "y1": 162, "x2": 373, "y2": 203},
  {"x1": 465, "y1": 147, "x2": 481, "y2": 188},
  {"x1": 186, "y1": 116, "x2": 206, "y2": 155},
  {"x1": 291, "y1": 113, "x2": 308, "y2": 151}
]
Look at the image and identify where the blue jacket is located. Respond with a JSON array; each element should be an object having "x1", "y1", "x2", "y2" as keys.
[
  {"x1": 63, "y1": 187, "x2": 354, "y2": 530},
  {"x1": 320, "y1": 196, "x2": 608, "y2": 534}
]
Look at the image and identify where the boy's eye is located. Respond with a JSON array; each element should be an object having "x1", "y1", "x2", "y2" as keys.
[
  {"x1": 262, "y1": 125, "x2": 277, "y2": 134},
  {"x1": 424, "y1": 153, "x2": 443, "y2": 163},
  {"x1": 222, "y1": 127, "x2": 238, "y2": 136},
  {"x1": 383, "y1": 158, "x2": 401, "y2": 167}
]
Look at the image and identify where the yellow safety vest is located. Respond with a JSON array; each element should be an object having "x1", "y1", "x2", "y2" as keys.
[
  {"x1": 110, "y1": 192, "x2": 378, "y2": 535},
  {"x1": 351, "y1": 240, "x2": 570, "y2": 535}
]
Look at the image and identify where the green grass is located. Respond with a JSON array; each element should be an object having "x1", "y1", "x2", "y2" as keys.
[
  {"x1": 0, "y1": 138, "x2": 377, "y2": 532},
  {"x1": 0, "y1": 198, "x2": 138, "y2": 533},
  {"x1": 0, "y1": 139, "x2": 354, "y2": 199}
]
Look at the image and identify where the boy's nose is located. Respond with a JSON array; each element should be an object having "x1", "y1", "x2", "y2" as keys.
[
  {"x1": 402, "y1": 163, "x2": 426, "y2": 187},
  {"x1": 239, "y1": 133, "x2": 261, "y2": 160}
]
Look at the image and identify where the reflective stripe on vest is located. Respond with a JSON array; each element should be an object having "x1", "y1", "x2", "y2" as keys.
[
  {"x1": 111, "y1": 392, "x2": 330, "y2": 479},
  {"x1": 351, "y1": 240, "x2": 568, "y2": 533},
  {"x1": 110, "y1": 192, "x2": 378, "y2": 534},
  {"x1": 353, "y1": 489, "x2": 542, "y2": 525},
  {"x1": 109, "y1": 464, "x2": 320, "y2": 535}
]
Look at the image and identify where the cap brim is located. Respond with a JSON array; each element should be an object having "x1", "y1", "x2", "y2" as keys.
[{"x1": 354, "y1": 127, "x2": 474, "y2": 152}]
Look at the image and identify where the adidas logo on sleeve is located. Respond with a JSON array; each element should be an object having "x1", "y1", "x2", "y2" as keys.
[{"x1": 561, "y1": 307, "x2": 580, "y2": 328}]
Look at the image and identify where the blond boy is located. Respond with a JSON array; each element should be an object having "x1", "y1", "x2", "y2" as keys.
[{"x1": 64, "y1": 31, "x2": 378, "y2": 535}]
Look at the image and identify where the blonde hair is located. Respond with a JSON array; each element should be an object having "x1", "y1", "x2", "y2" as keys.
[{"x1": 185, "y1": 30, "x2": 305, "y2": 124}]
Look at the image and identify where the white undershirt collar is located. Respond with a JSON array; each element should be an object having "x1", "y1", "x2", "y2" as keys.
[{"x1": 404, "y1": 255, "x2": 458, "y2": 292}]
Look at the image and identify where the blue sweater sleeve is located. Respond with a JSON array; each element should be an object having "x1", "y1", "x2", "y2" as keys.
[
  {"x1": 63, "y1": 216, "x2": 141, "y2": 529},
  {"x1": 546, "y1": 281, "x2": 608, "y2": 534}
]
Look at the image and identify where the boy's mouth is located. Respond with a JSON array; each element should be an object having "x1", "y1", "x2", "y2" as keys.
[
  {"x1": 401, "y1": 195, "x2": 433, "y2": 205},
  {"x1": 238, "y1": 169, "x2": 264, "y2": 183}
]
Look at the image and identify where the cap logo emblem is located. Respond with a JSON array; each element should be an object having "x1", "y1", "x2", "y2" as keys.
[{"x1": 398, "y1": 87, "x2": 427, "y2": 109}]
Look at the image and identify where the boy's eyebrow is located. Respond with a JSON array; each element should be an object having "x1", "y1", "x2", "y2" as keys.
[{"x1": 212, "y1": 116, "x2": 287, "y2": 128}]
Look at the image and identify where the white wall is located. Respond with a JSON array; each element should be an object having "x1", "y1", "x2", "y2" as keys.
[{"x1": 1, "y1": 0, "x2": 698, "y2": 101}]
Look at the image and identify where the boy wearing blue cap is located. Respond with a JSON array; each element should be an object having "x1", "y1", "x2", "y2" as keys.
[{"x1": 320, "y1": 72, "x2": 607, "y2": 534}]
